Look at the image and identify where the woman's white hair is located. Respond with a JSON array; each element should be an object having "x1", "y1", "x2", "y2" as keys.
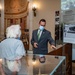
[{"x1": 6, "y1": 25, "x2": 21, "y2": 38}]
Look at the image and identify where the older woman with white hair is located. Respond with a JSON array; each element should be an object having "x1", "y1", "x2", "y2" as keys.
[{"x1": 0, "y1": 25, "x2": 26, "y2": 75}]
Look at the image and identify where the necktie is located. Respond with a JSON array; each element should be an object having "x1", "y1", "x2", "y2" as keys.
[{"x1": 37, "y1": 30, "x2": 41, "y2": 40}]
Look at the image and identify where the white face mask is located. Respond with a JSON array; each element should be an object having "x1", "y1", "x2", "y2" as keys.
[{"x1": 39, "y1": 25, "x2": 44, "y2": 30}]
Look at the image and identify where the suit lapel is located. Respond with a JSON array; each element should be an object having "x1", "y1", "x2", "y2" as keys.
[{"x1": 35, "y1": 29, "x2": 38, "y2": 42}]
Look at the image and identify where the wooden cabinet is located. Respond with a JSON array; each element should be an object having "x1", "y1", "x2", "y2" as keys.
[{"x1": 48, "y1": 43, "x2": 72, "y2": 75}]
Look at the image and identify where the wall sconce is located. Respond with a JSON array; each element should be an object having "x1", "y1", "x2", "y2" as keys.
[
  {"x1": 32, "y1": 4, "x2": 37, "y2": 17},
  {"x1": 32, "y1": 55, "x2": 36, "y2": 65},
  {"x1": 0, "y1": 10, "x2": 1, "y2": 17},
  {"x1": 0, "y1": 5, "x2": 1, "y2": 17}
]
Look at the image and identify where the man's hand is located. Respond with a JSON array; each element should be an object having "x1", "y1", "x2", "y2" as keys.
[
  {"x1": 33, "y1": 42, "x2": 38, "y2": 48},
  {"x1": 51, "y1": 45, "x2": 57, "y2": 50}
]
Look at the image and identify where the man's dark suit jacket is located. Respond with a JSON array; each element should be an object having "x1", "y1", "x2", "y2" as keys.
[{"x1": 31, "y1": 29, "x2": 55, "y2": 55}]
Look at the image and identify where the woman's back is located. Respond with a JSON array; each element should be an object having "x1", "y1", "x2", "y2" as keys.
[{"x1": 0, "y1": 38, "x2": 25, "y2": 60}]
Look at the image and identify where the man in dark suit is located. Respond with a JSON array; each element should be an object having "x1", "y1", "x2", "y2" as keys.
[{"x1": 31, "y1": 19, "x2": 56, "y2": 55}]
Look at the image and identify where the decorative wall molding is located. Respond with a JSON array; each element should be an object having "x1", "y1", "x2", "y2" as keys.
[
  {"x1": 5, "y1": 0, "x2": 28, "y2": 14},
  {"x1": 5, "y1": 0, "x2": 29, "y2": 18},
  {"x1": 5, "y1": 10, "x2": 28, "y2": 18}
]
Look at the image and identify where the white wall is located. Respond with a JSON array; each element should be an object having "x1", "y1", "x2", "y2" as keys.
[
  {"x1": 0, "y1": 0, "x2": 1, "y2": 36},
  {"x1": 29, "y1": 0, "x2": 60, "y2": 51},
  {"x1": 27, "y1": 0, "x2": 33, "y2": 50},
  {"x1": 0, "y1": 0, "x2": 4, "y2": 38},
  {"x1": 33, "y1": 0, "x2": 60, "y2": 39}
]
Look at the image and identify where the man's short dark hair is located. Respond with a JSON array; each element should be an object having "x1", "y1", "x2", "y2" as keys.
[{"x1": 39, "y1": 19, "x2": 46, "y2": 24}]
